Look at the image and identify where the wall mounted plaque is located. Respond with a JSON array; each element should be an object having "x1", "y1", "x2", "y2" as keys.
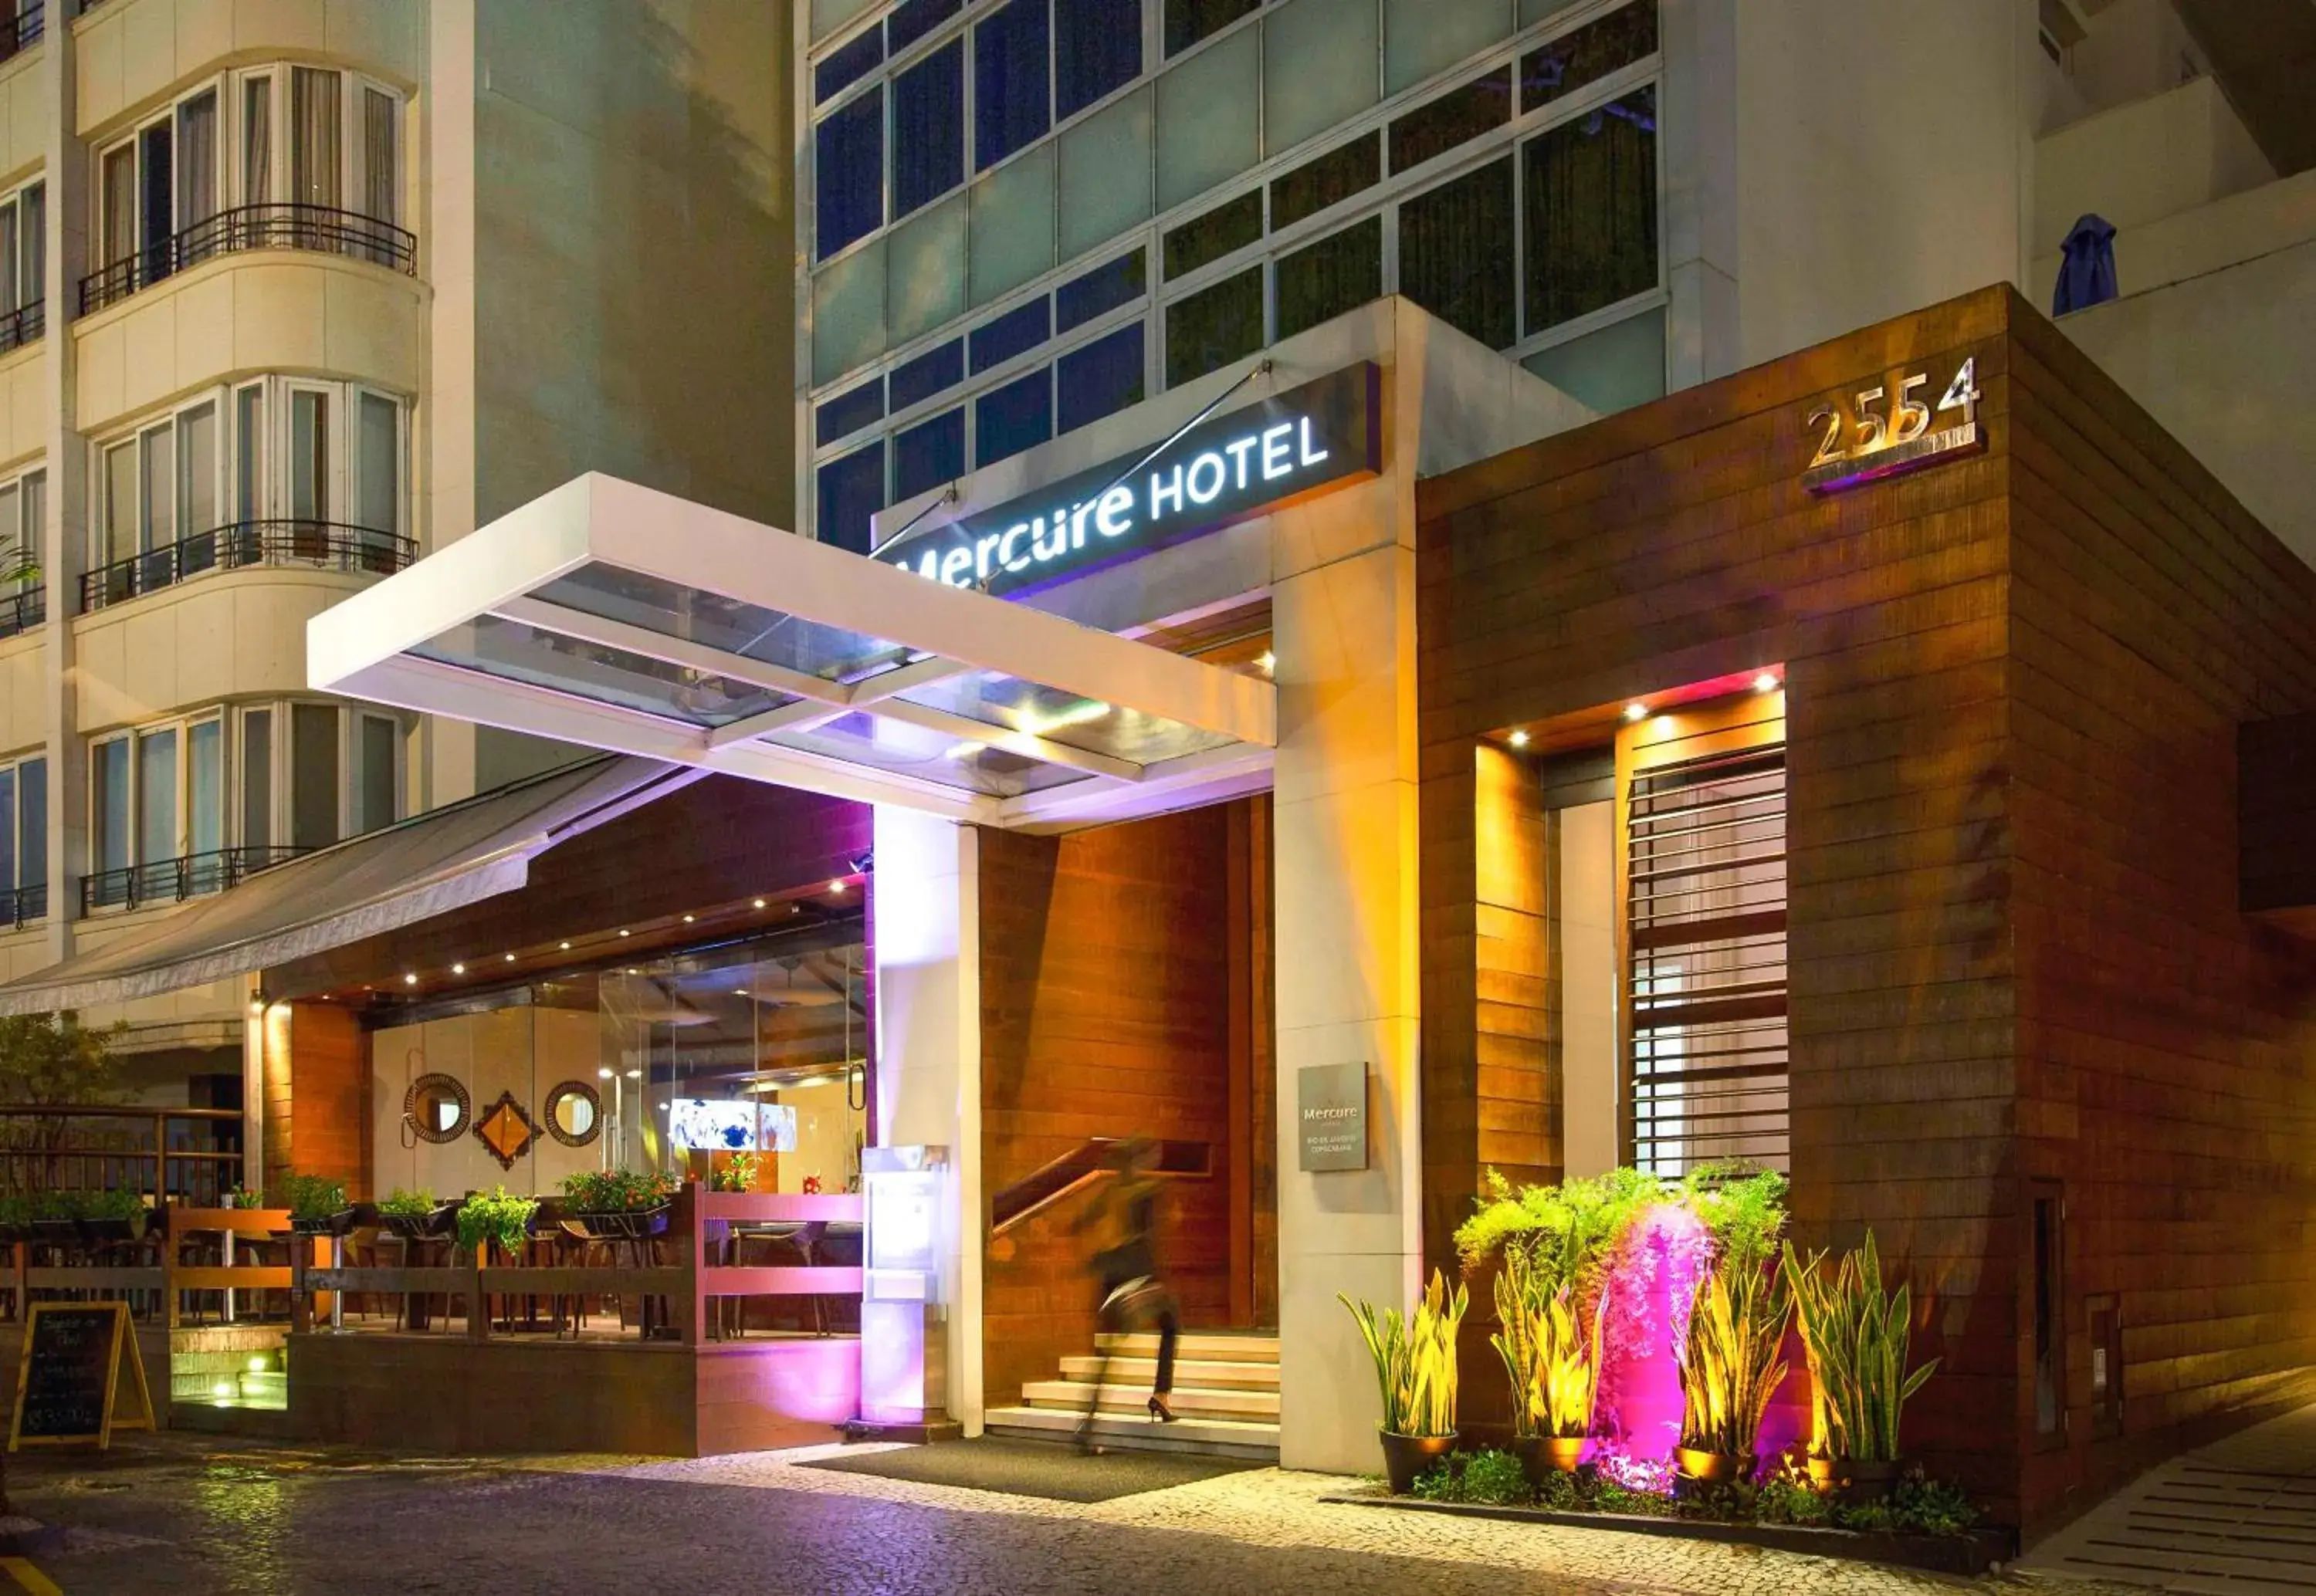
[{"x1": 1298, "y1": 1060, "x2": 1369, "y2": 1172}]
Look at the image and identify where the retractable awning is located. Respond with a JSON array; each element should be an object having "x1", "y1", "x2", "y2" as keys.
[
  {"x1": 306, "y1": 474, "x2": 1278, "y2": 830},
  {"x1": 0, "y1": 756, "x2": 692, "y2": 1015}
]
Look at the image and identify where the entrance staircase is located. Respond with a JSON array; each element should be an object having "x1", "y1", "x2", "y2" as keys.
[{"x1": 984, "y1": 1329, "x2": 1280, "y2": 1461}]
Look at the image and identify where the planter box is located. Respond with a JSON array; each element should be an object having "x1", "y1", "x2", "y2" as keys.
[
  {"x1": 381, "y1": 1205, "x2": 456, "y2": 1241},
  {"x1": 567, "y1": 1206, "x2": 670, "y2": 1242},
  {"x1": 1319, "y1": 1490, "x2": 2016, "y2": 1578}
]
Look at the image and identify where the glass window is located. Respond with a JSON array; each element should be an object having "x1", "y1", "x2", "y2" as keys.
[
  {"x1": 1056, "y1": 321, "x2": 1144, "y2": 434},
  {"x1": 1057, "y1": 0, "x2": 1140, "y2": 120},
  {"x1": 0, "y1": 768, "x2": 15, "y2": 896},
  {"x1": 240, "y1": 708, "x2": 272, "y2": 851},
  {"x1": 178, "y1": 90, "x2": 218, "y2": 232},
  {"x1": 235, "y1": 384, "x2": 265, "y2": 521},
  {"x1": 1166, "y1": 0, "x2": 1258, "y2": 57},
  {"x1": 242, "y1": 76, "x2": 273, "y2": 205},
  {"x1": 141, "y1": 424, "x2": 175, "y2": 552},
  {"x1": 139, "y1": 123, "x2": 174, "y2": 278},
  {"x1": 290, "y1": 390, "x2": 329, "y2": 521},
  {"x1": 291, "y1": 703, "x2": 339, "y2": 850},
  {"x1": 975, "y1": 367, "x2": 1052, "y2": 467},
  {"x1": 889, "y1": 338, "x2": 965, "y2": 412},
  {"x1": 1271, "y1": 133, "x2": 1381, "y2": 231},
  {"x1": 93, "y1": 739, "x2": 130, "y2": 876},
  {"x1": 18, "y1": 757, "x2": 42, "y2": 891},
  {"x1": 1389, "y1": 66, "x2": 1513, "y2": 174},
  {"x1": 970, "y1": 296, "x2": 1051, "y2": 374},
  {"x1": 137, "y1": 729, "x2": 178, "y2": 866},
  {"x1": 102, "y1": 442, "x2": 137, "y2": 565},
  {"x1": 290, "y1": 67, "x2": 341, "y2": 209},
  {"x1": 0, "y1": 201, "x2": 17, "y2": 316},
  {"x1": 357, "y1": 714, "x2": 397, "y2": 835},
  {"x1": 812, "y1": 237, "x2": 889, "y2": 384},
  {"x1": 1264, "y1": 0, "x2": 1380, "y2": 154},
  {"x1": 1056, "y1": 85, "x2": 1153, "y2": 261},
  {"x1": 362, "y1": 87, "x2": 399, "y2": 232},
  {"x1": 1522, "y1": 306, "x2": 1664, "y2": 414},
  {"x1": 1275, "y1": 215, "x2": 1381, "y2": 341},
  {"x1": 18, "y1": 472, "x2": 40, "y2": 589},
  {"x1": 1520, "y1": 1, "x2": 1658, "y2": 113},
  {"x1": 889, "y1": 0, "x2": 962, "y2": 53},
  {"x1": 816, "y1": 379, "x2": 885, "y2": 446},
  {"x1": 100, "y1": 144, "x2": 135, "y2": 269},
  {"x1": 10, "y1": 183, "x2": 42, "y2": 316},
  {"x1": 1399, "y1": 155, "x2": 1515, "y2": 349},
  {"x1": 1385, "y1": 0, "x2": 1511, "y2": 95},
  {"x1": 1156, "y1": 22, "x2": 1259, "y2": 209},
  {"x1": 1056, "y1": 249, "x2": 1146, "y2": 332},
  {"x1": 974, "y1": 0, "x2": 1051, "y2": 171},
  {"x1": 816, "y1": 86, "x2": 885, "y2": 260},
  {"x1": 178, "y1": 401, "x2": 218, "y2": 539},
  {"x1": 1524, "y1": 87, "x2": 1658, "y2": 333},
  {"x1": 1165, "y1": 188, "x2": 1262, "y2": 279},
  {"x1": 893, "y1": 39, "x2": 964, "y2": 217},
  {"x1": 357, "y1": 391, "x2": 401, "y2": 538},
  {"x1": 817, "y1": 441, "x2": 886, "y2": 555},
  {"x1": 188, "y1": 719, "x2": 223, "y2": 856},
  {"x1": 894, "y1": 407, "x2": 965, "y2": 501},
  {"x1": 886, "y1": 192, "x2": 967, "y2": 343},
  {"x1": 1164, "y1": 264, "x2": 1263, "y2": 387},
  {"x1": 816, "y1": 24, "x2": 885, "y2": 104},
  {"x1": 967, "y1": 144, "x2": 1055, "y2": 306}
]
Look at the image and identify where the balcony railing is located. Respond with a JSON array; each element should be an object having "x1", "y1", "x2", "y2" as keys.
[
  {"x1": 79, "y1": 202, "x2": 417, "y2": 315},
  {"x1": 0, "y1": 299, "x2": 42, "y2": 356},
  {"x1": 81, "y1": 519, "x2": 415, "y2": 613},
  {"x1": 82, "y1": 844, "x2": 307, "y2": 915},
  {"x1": 0, "y1": 583, "x2": 41, "y2": 640},
  {"x1": 0, "y1": 4, "x2": 44, "y2": 64},
  {"x1": 0, "y1": 881, "x2": 44, "y2": 928}
]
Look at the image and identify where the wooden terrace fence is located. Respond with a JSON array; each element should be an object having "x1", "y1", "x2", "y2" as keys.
[{"x1": 8, "y1": 1205, "x2": 307, "y2": 1323}]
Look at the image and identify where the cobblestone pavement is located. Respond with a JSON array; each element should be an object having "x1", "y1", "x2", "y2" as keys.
[{"x1": 0, "y1": 1431, "x2": 2151, "y2": 1595}]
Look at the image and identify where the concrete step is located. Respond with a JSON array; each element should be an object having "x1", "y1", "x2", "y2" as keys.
[
  {"x1": 1019, "y1": 1380, "x2": 1279, "y2": 1419},
  {"x1": 984, "y1": 1404, "x2": 1278, "y2": 1462},
  {"x1": 1058, "y1": 1355, "x2": 1279, "y2": 1391},
  {"x1": 1095, "y1": 1331, "x2": 1276, "y2": 1363}
]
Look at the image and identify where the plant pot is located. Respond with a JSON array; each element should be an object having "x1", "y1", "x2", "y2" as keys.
[
  {"x1": 290, "y1": 1205, "x2": 363, "y2": 1237},
  {"x1": 571, "y1": 1205, "x2": 670, "y2": 1242},
  {"x1": 1674, "y1": 1445, "x2": 1749, "y2": 1485},
  {"x1": 72, "y1": 1216, "x2": 142, "y2": 1245},
  {"x1": 1509, "y1": 1435, "x2": 1588, "y2": 1488},
  {"x1": 382, "y1": 1203, "x2": 456, "y2": 1241},
  {"x1": 1377, "y1": 1430, "x2": 1457, "y2": 1495},
  {"x1": 1542, "y1": 1435, "x2": 1588, "y2": 1473},
  {"x1": 1841, "y1": 1456, "x2": 1901, "y2": 1503}
]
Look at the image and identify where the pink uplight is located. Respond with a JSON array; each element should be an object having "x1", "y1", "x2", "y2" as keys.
[{"x1": 1591, "y1": 1202, "x2": 1712, "y2": 1466}]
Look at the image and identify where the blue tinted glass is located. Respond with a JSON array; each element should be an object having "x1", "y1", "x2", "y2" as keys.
[
  {"x1": 976, "y1": 368, "x2": 1052, "y2": 466},
  {"x1": 1055, "y1": 249, "x2": 1147, "y2": 332},
  {"x1": 894, "y1": 41, "x2": 964, "y2": 218},
  {"x1": 815, "y1": 25, "x2": 884, "y2": 105},
  {"x1": 19, "y1": 758, "x2": 42, "y2": 890},
  {"x1": 1056, "y1": 322, "x2": 1144, "y2": 434},
  {"x1": 889, "y1": 0, "x2": 963, "y2": 53},
  {"x1": 818, "y1": 441, "x2": 887, "y2": 556},
  {"x1": 814, "y1": 88, "x2": 885, "y2": 259},
  {"x1": 974, "y1": 0, "x2": 1051, "y2": 171},
  {"x1": 895, "y1": 407, "x2": 967, "y2": 501},
  {"x1": 970, "y1": 296, "x2": 1052, "y2": 373},
  {"x1": 890, "y1": 338, "x2": 966, "y2": 411},
  {"x1": 815, "y1": 378, "x2": 885, "y2": 445},
  {"x1": 1056, "y1": 0, "x2": 1141, "y2": 119}
]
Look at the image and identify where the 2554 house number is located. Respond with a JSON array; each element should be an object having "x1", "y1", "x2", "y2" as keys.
[{"x1": 1801, "y1": 356, "x2": 1984, "y2": 494}]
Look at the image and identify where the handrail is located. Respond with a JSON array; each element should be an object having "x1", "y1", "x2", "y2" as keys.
[
  {"x1": 81, "y1": 519, "x2": 415, "y2": 612},
  {"x1": 0, "y1": 299, "x2": 42, "y2": 356},
  {"x1": 82, "y1": 843, "x2": 311, "y2": 915},
  {"x1": 0, "y1": 3, "x2": 42, "y2": 64},
  {"x1": 0, "y1": 881, "x2": 43, "y2": 927},
  {"x1": 989, "y1": 1136, "x2": 1212, "y2": 1237},
  {"x1": 0, "y1": 1106, "x2": 245, "y2": 1211},
  {"x1": 0, "y1": 583, "x2": 44, "y2": 641},
  {"x1": 80, "y1": 201, "x2": 417, "y2": 315}
]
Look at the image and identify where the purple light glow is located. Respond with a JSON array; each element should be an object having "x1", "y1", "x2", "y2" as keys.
[{"x1": 1591, "y1": 1202, "x2": 1712, "y2": 1466}]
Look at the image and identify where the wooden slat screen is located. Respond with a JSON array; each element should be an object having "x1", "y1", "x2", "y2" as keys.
[{"x1": 1627, "y1": 742, "x2": 1789, "y2": 1175}]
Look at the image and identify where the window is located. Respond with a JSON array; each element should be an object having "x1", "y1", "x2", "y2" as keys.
[
  {"x1": 1165, "y1": 189, "x2": 1262, "y2": 279},
  {"x1": 893, "y1": 41, "x2": 964, "y2": 218},
  {"x1": 817, "y1": 24, "x2": 885, "y2": 105},
  {"x1": 290, "y1": 66, "x2": 342, "y2": 209},
  {"x1": 975, "y1": 367, "x2": 1052, "y2": 467},
  {"x1": 889, "y1": 0, "x2": 963, "y2": 54},
  {"x1": 0, "y1": 179, "x2": 43, "y2": 349},
  {"x1": 1057, "y1": 0, "x2": 1140, "y2": 119},
  {"x1": 1399, "y1": 156, "x2": 1516, "y2": 349},
  {"x1": 1166, "y1": 0, "x2": 1258, "y2": 57},
  {"x1": 354, "y1": 712, "x2": 399, "y2": 836},
  {"x1": 1270, "y1": 134, "x2": 1380, "y2": 230},
  {"x1": 974, "y1": 0, "x2": 1051, "y2": 171},
  {"x1": 0, "y1": 465, "x2": 45, "y2": 638},
  {"x1": 292, "y1": 702, "x2": 340, "y2": 851},
  {"x1": 1164, "y1": 264, "x2": 1262, "y2": 387},
  {"x1": 239, "y1": 707, "x2": 273, "y2": 851},
  {"x1": 1389, "y1": 66, "x2": 1512, "y2": 173},
  {"x1": 1055, "y1": 249, "x2": 1146, "y2": 332},
  {"x1": 1520, "y1": 1, "x2": 1658, "y2": 113},
  {"x1": 1056, "y1": 321, "x2": 1143, "y2": 433},
  {"x1": 970, "y1": 296, "x2": 1051, "y2": 373},
  {"x1": 1523, "y1": 86, "x2": 1658, "y2": 333},
  {"x1": 816, "y1": 86, "x2": 885, "y2": 259},
  {"x1": 817, "y1": 379, "x2": 885, "y2": 447},
  {"x1": 0, "y1": 753, "x2": 46, "y2": 924},
  {"x1": 818, "y1": 441, "x2": 886, "y2": 556},
  {"x1": 1275, "y1": 215, "x2": 1381, "y2": 341},
  {"x1": 895, "y1": 407, "x2": 965, "y2": 501},
  {"x1": 890, "y1": 338, "x2": 965, "y2": 411}
]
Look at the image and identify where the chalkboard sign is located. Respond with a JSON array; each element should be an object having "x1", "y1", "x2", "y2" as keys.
[{"x1": 8, "y1": 1301, "x2": 152, "y2": 1450}]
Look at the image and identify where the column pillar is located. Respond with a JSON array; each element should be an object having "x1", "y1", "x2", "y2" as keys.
[{"x1": 39, "y1": 2, "x2": 83, "y2": 965}]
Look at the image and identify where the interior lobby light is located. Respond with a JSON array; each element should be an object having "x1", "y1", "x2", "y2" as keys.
[
  {"x1": 1507, "y1": 729, "x2": 1529, "y2": 749},
  {"x1": 598, "y1": 1067, "x2": 614, "y2": 1079},
  {"x1": 1754, "y1": 671, "x2": 1780, "y2": 693},
  {"x1": 1623, "y1": 702, "x2": 1649, "y2": 722},
  {"x1": 734, "y1": 989, "x2": 749, "y2": 997}
]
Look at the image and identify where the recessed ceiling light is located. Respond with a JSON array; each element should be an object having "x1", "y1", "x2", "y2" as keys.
[
  {"x1": 753, "y1": 898, "x2": 767, "y2": 909},
  {"x1": 402, "y1": 973, "x2": 418, "y2": 986},
  {"x1": 1507, "y1": 729, "x2": 1529, "y2": 749},
  {"x1": 598, "y1": 1067, "x2": 614, "y2": 1079},
  {"x1": 559, "y1": 941, "x2": 571, "y2": 951},
  {"x1": 625, "y1": 967, "x2": 638, "y2": 976},
  {"x1": 618, "y1": 928, "x2": 631, "y2": 938},
  {"x1": 1753, "y1": 671, "x2": 1780, "y2": 694},
  {"x1": 683, "y1": 914, "x2": 696, "y2": 924},
  {"x1": 1623, "y1": 702, "x2": 1648, "y2": 722},
  {"x1": 828, "y1": 880, "x2": 847, "y2": 894},
  {"x1": 625, "y1": 1070, "x2": 642, "y2": 1080},
  {"x1": 451, "y1": 962, "x2": 466, "y2": 976},
  {"x1": 504, "y1": 954, "x2": 516, "y2": 963},
  {"x1": 1256, "y1": 651, "x2": 1275, "y2": 673},
  {"x1": 734, "y1": 989, "x2": 750, "y2": 997}
]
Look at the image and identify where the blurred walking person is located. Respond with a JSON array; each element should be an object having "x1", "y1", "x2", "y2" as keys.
[{"x1": 1075, "y1": 1137, "x2": 1180, "y2": 1449}]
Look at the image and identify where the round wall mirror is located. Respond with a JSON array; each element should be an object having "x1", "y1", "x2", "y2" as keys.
[
  {"x1": 543, "y1": 1080, "x2": 601, "y2": 1148},
  {"x1": 405, "y1": 1073, "x2": 471, "y2": 1144}
]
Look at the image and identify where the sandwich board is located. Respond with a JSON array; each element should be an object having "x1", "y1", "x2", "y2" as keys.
[{"x1": 8, "y1": 1300, "x2": 154, "y2": 1451}]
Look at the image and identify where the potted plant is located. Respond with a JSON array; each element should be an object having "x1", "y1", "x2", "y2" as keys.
[
  {"x1": 1674, "y1": 1255, "x2": 1793, "y2": 1486},
  {"x1": 0, "y1": 1192, "x2": 25, "y2": 1243},
  {"x1": 1342, "y1": 1268, "x2": 1468, "y2": 1493},
  {"x1": 560, "y1": 1168, "x2": 679, "y2": 1239},
  {"x1": 455, "y1": 1185, "x2": 538, "y2": 1263},
  {"x1": 273, "y1": 1173, "x2": 359, "y2": 1236},
  {"x1": 70, "y1": 1186, "x2": 151, "y2": 1245},
  {"x1": 378, "y1": 1187, "x2": 456, "y2": 1240},
  {"x1": 27, "y1": 1189, "x2": 77, "y2": 1246},
  {"x1": 220, "y1": 1185, "x2": 264, "y2": 1210},
  {"x1": 1785, "y1": 1231, "x2": 1939, "y2": 1500},
  {"x1": 711, "y1": 1151, "x2": 762, "y2": 1193}
]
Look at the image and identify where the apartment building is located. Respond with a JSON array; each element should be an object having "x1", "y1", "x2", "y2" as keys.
[{"x1": 0, "y1": 0, "x2": 789, "y2": 1098}]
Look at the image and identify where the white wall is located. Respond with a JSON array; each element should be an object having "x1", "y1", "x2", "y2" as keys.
[
  {"x1": 2034, "y1": 74, "x2": 2272, "y2": 254},
  {"x1": 369, "y1": 1006, "x2": 608, "y2": 1201}
]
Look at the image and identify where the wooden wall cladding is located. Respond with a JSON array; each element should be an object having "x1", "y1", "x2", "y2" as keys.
[
  {"x1": 287, "y1": 1003, "x2": 370, "y2": 1199},
  {"x1": 1420, "y1": 281, "x2": 2316, "y2": 1538},
  {"x1": 1474, "y1": 744, "x2": 1559, "y2": 1189},
  {"x1": 977, "y1": 803, "x2": 1251, "y2": 1409}
]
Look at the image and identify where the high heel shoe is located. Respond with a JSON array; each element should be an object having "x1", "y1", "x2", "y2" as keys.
[{"x1": 1147, "y1": 1395, "x2": 1177, "y2": 1423}]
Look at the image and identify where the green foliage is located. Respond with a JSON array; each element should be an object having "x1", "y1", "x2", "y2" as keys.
[
  {"x1": 29, "y1": 1189, "x2": 73, "y2": 1221},
  {"x1": 455, "y1": 1185, "x2": 537, "y2": 1256},
  {"x1": 1783, "y1": 1231, "x2": 1939, "y2": 1462},
  {"x1": 1341, "y1": 1268, "x2": 1468, "y2": 1438},
  {"x1": 1754, "y1": 1465, "x2": 1835, "y2": 1527},
  {"x1": 1591, "y1": 1480, "x2": 1678, "y2": 1518},
  {"x1": 1678, "y1": 1256, "x2": 1793, "y2": 1459},
  {"x1": 711, "y1": 1152, "x2": 762, "y2": 1193},
  {"x1": 1454, "y1": 1167, "x2": 1666, "y2": 1295},
  {"x1": 271, "y1": 1173, "x2": 347, "y2": 1222},
  {"x1": 560, "y1": 1168, "x2": 679, "y2": 1212},
  {"x1": 378, "y1": 1188, "x2": 438, "y2": 1220},
  {"x1": 221, "y1": 1186, "x2": 264, "y2": 1210},
  {"x1": 0, "y1": 1013, "x2": 128, "y2": 1107},
  {"x1": 1410, "y1": 1449, "x2": 1529, "y2": 1506},
  {"x1": 1888, "y1": 1473, "x2": 1979, "y2": 1536},
  {"x1": 1679, "y1": 1165, "x2": 1789, "y2": 1274},
  {"x1": 74, "y1": 1188, "x2": 148, "y2": 1223}
]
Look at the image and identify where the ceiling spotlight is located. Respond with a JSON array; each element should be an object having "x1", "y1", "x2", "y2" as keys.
[
  {"x1": 504, "y1": 954, "x2": 516, "y2": 963},
  {"x1": 402, "y1": 972, "x2": 418, "y2": 986},
  {"x1": 1754, "y1": 671, "x2": 1780, "y2": 694},
  {"x1": 1256, "y1": 651, "x2": 1275, "y2": 673},
  {"x1": 682, "y1": 914, "x2": 696, "y2": 924},
  {"x1": 625, "y1": 1070, "x2": 642, "y2": 1080},
  {"x1": 1622, "y1": 702, "x2": 1648, "y2": 722},
  {"x1": 559, "y1": 941, "x2": 572, "y2": 951},
  {"x1": 598, "y1": 1067, "x2": 614, "y2": 1080},
  {"x1": 451, "y1": 962, "x2": 466, "y2": 976},
  {"x1": 248, "y1": 992, "x2": 267, "y2": 1014},
  {"x1": 753, "y1": 898, "x2": 767, "y2": 910},
  {"x1": 1507, "y1": 729, "x2": 1529, "y2": 749},
  {"x1": 828, "y1": 880, "x2": 848, "y2": 894},
  {"x1": 734, "y1": 988, "x2": 750, "y2": 997},
  {"x1": 618, "y1": 928, "x2": 631, "y2": 938},
  {"x1": 625, "y1": 968, "x2": 638, "y2": 976}
]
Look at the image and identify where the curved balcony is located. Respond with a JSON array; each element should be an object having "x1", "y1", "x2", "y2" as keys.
[
  {"x1": 78, "y1": 203, "x2": 416, "y2": 316},
  {"x1": 82, "y1": 845, "x2": 305, "y2": 915},
  {"x1": 0, "y1": 584, "x2": 42, "y2": 641},
  {"x1": 80, "y1": 520, "x2": 415, "y2": 614}
]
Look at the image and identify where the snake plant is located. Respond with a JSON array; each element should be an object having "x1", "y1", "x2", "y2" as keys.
[
  {"x1": 1492, "y1": 1241, "x2": 1605, "y2": 1441},
  {"x1": 1677, "y1": 1256, "x2": 1792, "y2": 1459},
  {"x1": 1783, "y1": 1231, "x2": 1939, "y2": 1462},
  {"x1": 1343, "y1": 1269, "x2": 1468, "y2": 1438}
]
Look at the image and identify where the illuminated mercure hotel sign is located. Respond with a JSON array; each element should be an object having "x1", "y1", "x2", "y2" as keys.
[{"x1": 878, "y1": 362, "x2": 1382, "y2": 600}]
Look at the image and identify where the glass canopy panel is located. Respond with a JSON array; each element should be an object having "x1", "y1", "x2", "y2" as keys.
[
  {"x1": 764, "y1": 712, "x2": 1094, "y2": 800},
  {"x1": 409, "y1": 614, "x2": 797, "y2": 729},
  {"x1": 893, "y1": 671, "x2": 1238, "y2": 764},
  {"x1": 533, "y1": 564, "x2": 922, "y2": 689}
]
